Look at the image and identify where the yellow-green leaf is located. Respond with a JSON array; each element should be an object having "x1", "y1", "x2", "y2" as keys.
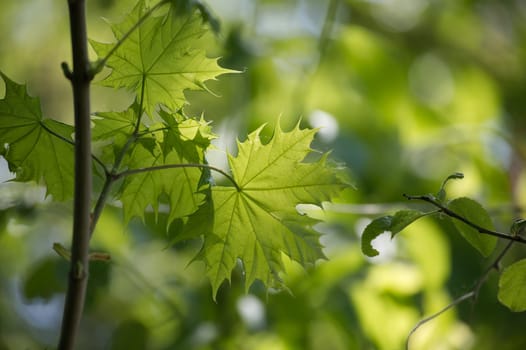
[
  {"x1": 197, "y1": 123, "x2": 349, "y2": 296},
  {"x1": 0, "y1": 73, "x2": 74, "y2": 200},
  {"x1": 119, "y1": 113, "x2": 214, "y2": 225},
  {"x1": 90, "y1": 0, "x2": 235, "y2": 116}
]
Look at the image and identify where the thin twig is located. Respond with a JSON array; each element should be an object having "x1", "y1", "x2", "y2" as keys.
[
  {"x1": 404, "y1": 194, "x2": 526, "y2": 244},
  {"x1": 133, "y1": 75, "x2": 147, "y2": 134},
  {"x1": 288, "y1": 0, "x2": 341, "y2": 118},
  {"x1": 405, "y1": 240, "x2": 515, "y2": 349},
  {"x1": 89, "y1": 176, "x2": 113, "y2": 237},
  {"x1": 108, "y1": 76, "x2": 146, "y2": 175},
  {"x1": 405, "y1": 292, "x2": 474, "y2": 350},
  {"x1": 90, "y1": 68, "x2": 170, "y2": 238},
  {"x1": 40, "y1": 120, "x2": 108, "y2": 175},
  {"x1": 136, "y1": 126, "x2": 170, "y2": 136},
  {"x1": 473, "y1": 240, "x2": 514, "y2": 297},
  {"x1": 318, "y1": 0, "x2": 340, "y2": 55},
  {"x1": 90, "y1": 76, "x2": 147, "y2": 238},
  {"x1": 116, "y1": 163, "x2": 241, "y2": 192}
]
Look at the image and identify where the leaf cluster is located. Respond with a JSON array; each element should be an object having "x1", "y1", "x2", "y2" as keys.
[{"x1": 0, "y1": 0, "x2": 349, "y2": 297}]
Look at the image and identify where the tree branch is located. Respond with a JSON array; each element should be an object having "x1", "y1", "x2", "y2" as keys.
[
  {"x1": 57, "y1": 2, "x2": 168, "y2": 246},
  {"x1": 58, "y1": 0, "x2": 92, "y2": 349},
  {"x1": 403, "y1": 194, "x2": 526, "y2": 244}
]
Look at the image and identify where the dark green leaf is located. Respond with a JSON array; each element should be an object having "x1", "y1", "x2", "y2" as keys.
[
  {"x1": 447, "y1": 197, "x2": 497, "y2": 257},
  {"x1": 498, "y1": 259, "x2": 526, "y2": 312},
  {"x1": 111, "y1": 320, "x2": 149, "y2": 350},
  {"x1": 85, "y1": 260, "x2": 111, "y2": 309},
  {"x1": 23, "y1": 257, "x2": 66, "y2": 301},
  {"x1": 361, "y1": 210, "x2": 426, "y2": 257},
  {"x1": 361, "y1": 216, "x2": 392, "y2": 257}
]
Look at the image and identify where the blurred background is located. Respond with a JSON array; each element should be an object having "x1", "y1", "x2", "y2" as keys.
[{"x1": 1, "y1": 0, "x2": 526, "y2": 349}]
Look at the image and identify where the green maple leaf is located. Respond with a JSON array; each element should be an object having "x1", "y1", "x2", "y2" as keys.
[
  {"x1": 0, "y1": 73, "x2": 74, "y2": 200},
  {"x1": 92, "y1": 101, "x2": 142, "y2": 165},
  {"x1": 119, "y1": 112, "x2": 214, "y2": 225},
  {"x1": 92, "y1": 104, "x2": 138, "y2": 142},
  {"x1": 90, "y1": 0, "x2": 234, "y2": 116},
  {"x1": 197, "y1": 123, "x2": 349, "y2": 296}
]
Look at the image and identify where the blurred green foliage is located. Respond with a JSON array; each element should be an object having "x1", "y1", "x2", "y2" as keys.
[{"x1": 1, "y1": 0, "x2": 526, "y2": 349}]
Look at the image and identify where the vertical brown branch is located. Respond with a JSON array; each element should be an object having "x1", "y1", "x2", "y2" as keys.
[{"x1": 58, "y1": 0, "x2": 92, "y2": 349}]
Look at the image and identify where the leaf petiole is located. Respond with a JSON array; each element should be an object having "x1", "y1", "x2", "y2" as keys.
[
  {"x1": 53, "y1": 243, "x2": 111, "y2": 262},
  {"x1": 115, "y1": 163, "x2": 241, "y2": 191}
]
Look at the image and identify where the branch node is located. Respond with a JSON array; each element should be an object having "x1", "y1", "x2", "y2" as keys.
[
  {"x1": 87, "y1": 60, "x2": 104, "y2": 81},
  {"x1": 61, "y1": 62, "x2": 73, "y2": 80}
]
